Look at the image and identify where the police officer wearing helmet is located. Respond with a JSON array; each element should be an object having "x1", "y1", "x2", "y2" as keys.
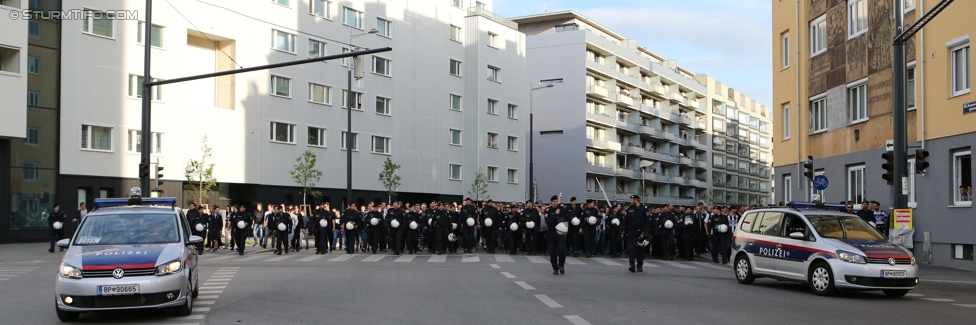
[
  {"x1": 433, "y1": 202, "x2": 452, "y2": 255},
  {"x1": 566, "y1": 197, "x2": 583, "y2": 257},
  {"x1": 521, "y1": 201, "x2": 541, "y2": 255},
  {"x1": 47, "y1": 204, "x2": 67, "y2": 253},
  {"x1": 504, "y1": 204, "x2": 522, "y2": 255},
  {"x1": 404, "y1": 204, "x2": 421, "y2": 254},
  {"x1": 230, "y1": 205, "x2": 252, "y2": 255},
  {"x1": 365, "y1": 203, "x2": 383, "y2": 254},
  {"x1": 581, "y1": 199, "x2": 600, "y2": 257},
  {"x1": 386, "y1": 201, "x2": 405, "y2": 255},
  {"x1": 460, "y1": 198, "x2": 478, "y2": 253},
  {"x1": 656, "y1": 204, "x2": 678, "y2": 260},
  {"x1": 606, "y1": 204, "x2": 623, "y2": 258},
  {"x1": 623, "y1": 195, "x2": 651, "y2": 272},
  {"x1": 340, "y1": 203, "x2": 362, "y2": 254},
  {"x1": 271, "y1": 205, "x2": 293, "y2": 255},
  {"x1": 188, "y1": 203, "x2": 206, "y2": 255},
  {"x1": 545, "y1": 195, "x2": 568, "y2": 275},
  {"x1": 480, "y1": 200, "x2": 500, "y2": 254},
  {"x1": 708, "y1": 206, "x2": 732, "y2": 264}
]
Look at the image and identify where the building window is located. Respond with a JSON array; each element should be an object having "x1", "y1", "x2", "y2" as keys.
[
  {"x1": 22, "y1": 162, "x2": 39, "y2": 182},
  {"x1": 904, "y1": 0, "x2": 916, "y2": 12},
  {"x1": 782, "y1": 33, "x2": 790, "y2": 69},
  {"x1": 848, "y1": 80, "x2": 868, "y2": 123},
  {"x1": 951, "y1": 42, "x2": 970, "y2": 96},
  {"x1": 487, "y1": 32, "x2": 498, "y2": 47},
  {"x1": 449, "y1": 164, "x2": 462, "y2": 180},
  {"x1": 273, "y1": 0, "x2": 290, "y2": 6},
  {"x1": 272, "y1": 29, "x2": 296, "y2": 53},
  {"x1": 341, "y1": 132, "x2": 358, "y2": 151},
  {"x1": 128, "y1": 74, "x2": 163, "y2": 100},
  {"x1": 782, "y1": 105, "x2": 790, "y2": 139},
  {"x1": 713, "y1": 154, "x2": 725, "y2": 169},
  {"x1": 450, "y1": 94, "x2": 462, "y2": 111},
  {"x1": 27, "y1": 56, "x2": 38, "y2": 74},
  {"x1": 308, "y1": 39, "x2": 326, "y2": 58},
  {"x1": 810, "y1": 15, "x2": 826, "y2": 56},
  {"x1": 449, "y1": 129, "x2": 462, "y2": 145},
  {"x1": 27, "y1": 91, "x2": 39, "y2": 107},
  {"x1": 126, "y1": 130, "x2": 163, "y2": 154},
  {"x1": 487, "y1": 132, "x2": 498, "y2": 148},
  {"x1": 487, "y1": 66, "x2": 500, "y2": 82},
  {"x1": 377, "y1": 18, "x2": 391, "y2": 37},
  {"x1": 342, "y1": 7, "x2": 363, "y2": 29},
  {"x1": 487, "y1": 99, "x2": 498, "y2": 115},
  {"x1": 82, "y1": 9, "x2": 114, "y2": 38},
  {"x1": 341, "y1": 47, "x2": 354, "y2": 67},
  {"x1": 487, "y1": 166, "x2": 498, "y2": 182},
  {"x1": 505, "y1": 104, "x2": 519, "y2": 119},
  {"x1": 450, "y1": 59, "x2": 462, "y2": 76},
  {"x1": 371, "y1": 136, "x2": 390, "y2": 154},
  {"x1": 375, "y1": 96, "x2": 391, "y2": 115},
  {"x1": 372, "y1": 56, "x2": 391, "y2": 76},
  {"x1": 810, "y1": 97, "x2": 827, "y2": 133},
  {"x1": 507, "y1": 169, "x2": 518, "y2": 184},
  {"x1": 953, "y1": 150, "x2": 972, "y2": 206},
  {"x1": 28, "y1": 21, "x2": 40, "y2": 38},
  {"x1": 847, "y1": 0, "x2": 868, "y2": 39},
  {"x1": 783, "y1": 174, "x2": 792, "y2": 201},
  {"x1": 847, "y1": 165, "x2": 865, "y2": 204},
  {"x1": 81, "y1": 125, "x2": 112, "y2": 151},
  {"x1": 270, "y1": 75, "x2": 291, "y2": 97},
  {"x1": 450, "y1": 25, "x2": 462, "y2": 42},
  {"x1": 269, "y1": 121, "x2": 296, "y2": 143},
  {"x1": 25, "y1": 127, "x2": 40, "y2": 146},
  {"x1": 308, "y1": 83, "x2": 331, "y2": 105},
  {"x1": 310, "y1": 0, "x2": 331, "y2": 18},
  {"x1": 308, "y1": 127, "x2": 326, "y2": 147},
  {"x1": 952, "y1": 244, "x2": 974, "y2": 261},
  {"x1": 136, "y1": 21, "x2": 164, "y2": 48},
  {"x1": 451, "y1": 0, "x2": 462, "y2": 8},
  {"x1": 907, "y1": 62, "x2": 916, "y2": 110},
  {"x1": 341, "y1": 90, "x2": 363, "y2": 109},
  {"x1": 507, "y1": 136, "x2": 518, "y2": 151}
]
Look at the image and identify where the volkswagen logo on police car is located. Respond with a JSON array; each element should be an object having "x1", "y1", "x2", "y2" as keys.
[
  {"x1": 888, "y1": 257, "x2": 896, "y2": 266},
  {"x1": 112, "y1": 268, "x2": 125, "y2": 279}
]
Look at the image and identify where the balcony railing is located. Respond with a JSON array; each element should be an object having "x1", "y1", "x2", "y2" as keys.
[
  {"x1": 624, "y1": 145, "x2": 643, "y2": 155},
  {"x1": 661, "y1": 131, "x2": 676, "y2": 141},
  {"x1": 466, "y1": 7, "x2": 518, "y2": 30},
  {"x1": 585, "y1": 137, "x2": 606, "y2": 149},
  {"x1": 585, "y1": 163, "x2": 614, "y2": 175},
  {"x1": 586, "y1": 84, "x2": 609, "y2": 98},
  {"x1": 615, "y1": 167, "x2": 639, "y2": 179},
  {"x1": 616, "y1": 94, "x2": 634, "y2": 107},
  {"x1": 585, "y1": 112, "x2": 615, "y2": 126},
  {"x1": 616, "y1": 120, "x2": 638, "y2": 131},
  {"x1": 679, "y1": 157, "x2": 693, "y2": 166},
  {"x1": 640, "y1": 126, "x2": 661, "y2": 138}
]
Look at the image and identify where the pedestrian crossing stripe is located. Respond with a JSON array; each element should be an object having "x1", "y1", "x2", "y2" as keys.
[
  {"x1": 658, "y1": 261, "x2": 697, "y2": 269},
  {"x1": 329, "y1": 254, "x2": 356, "y2": 262},
  {"x1": 565, "y1": 257, "x2": 585, "y2": 265},
  {"x1": 427, "y1": 255, "x2": 447, "y2": 263},
  {"x1": 592, "y1": 257, "x2": 623, "y2": 266},
  {"x1": 461, "y1": 255, "x2": 480, "y2": 263},
  {"x1": 295, "y1": 255, "x2": 325, "y2": 262},
  {"x1": 494, "y1": 255, "x2": 515, "y2": 263},
  {"x1": 395, "y1": 255, "x2": 416, "y2": 262},
  {"x1": 526, "y1": 256, "x2": 548, "y2": 264},
  {"x1": 266, "y1": 255, "x2": 295, "y2": 262}
]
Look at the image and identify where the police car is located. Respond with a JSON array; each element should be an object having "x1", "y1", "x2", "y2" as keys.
[
  {"x1": 54, "y1": 188, "x2": 202, "y2": 322},
  {"x1": 731, "y1": 202, "x2": 918, "y2": 297}
]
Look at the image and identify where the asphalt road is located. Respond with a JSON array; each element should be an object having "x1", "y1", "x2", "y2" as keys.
[{"x1": 1, "y1": 242, "x2": 974, "y2": 325}]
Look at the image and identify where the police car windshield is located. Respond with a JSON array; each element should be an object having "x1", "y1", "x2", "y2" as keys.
[
  {"x1": 73, "y1": 214, "x2": 181, "y2": 245},
  {"x1": 807, "y1": 215, "x2": 885, "y2": 241}
]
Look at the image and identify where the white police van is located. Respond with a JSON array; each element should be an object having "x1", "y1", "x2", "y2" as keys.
[
  {"x1": 54, "y1": 188, "x2": 202, "y2": 321},
  {"x1": 731, "y1": 202, "x2": 918, "y2": 297}
]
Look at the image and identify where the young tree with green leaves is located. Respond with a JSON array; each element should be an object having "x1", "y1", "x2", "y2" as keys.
[
  {"x1": 290, "y1": 150, "x2": 323, "y2": 214},
  {"x1": 468, "y1": 170, "x2": 490, "y2": 202},
  {"x1": 184, "y1": 136, "x2": 218, "y2": 205},
  {"x1": 378, "y1": 157, "x2": 402, "y2": 202}
]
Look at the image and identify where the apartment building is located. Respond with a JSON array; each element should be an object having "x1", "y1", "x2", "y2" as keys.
[{"x1": 773, "y1": 0, "x2": 975, "y2": 269}]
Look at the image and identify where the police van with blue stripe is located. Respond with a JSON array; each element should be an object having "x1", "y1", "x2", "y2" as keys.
[
  {"x1": 54, "y1": 188, "x2": 203, "y2": 322},
  {"x1": 732, "y1": 202, "x2": 918, "y2": 297}
]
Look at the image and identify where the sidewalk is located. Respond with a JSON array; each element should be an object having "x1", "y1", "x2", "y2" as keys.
[{"x1": 917, "y1": 263, "x2": 976, "y2": 284}]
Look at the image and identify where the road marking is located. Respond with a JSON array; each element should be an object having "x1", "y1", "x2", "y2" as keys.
[
  {"x1": 535, "y1": 294, "x2": 563, "y2": 308},
  {"x1": 195, "y1": 301, "x2": 216, "y2": 305},
  {"x1": 659, "y1": 261, "x2": 697, "y2": 269},
  {"x1": 905, "y1": 293, "x2": 924, "y2": 297},
  {"x1": 213, "y1": 272, "x2": 238, "y2": 275},
  {"x1": 697, "y1": 263, "x2": 729, "y2": 270},
  {"x1": 490, "y1": 264, "x2": 500, "y2": 269},
  {"x1": 295, "y1": 254, "x2": 325, "y2": 262},
  {"x1": 362, "y1": 255, "x2": 385, "y2": 262},
  {"x1": 236, "y1": 255, "x2": 265, "y2": 262},
  {"x1": 197, "y1": 295, "x2": 219, "y2": 299},
  {"x1": 265, "y1": 255, "x2": 295, "y2": 262},
  {"x1": 515, "y1": 281, "x2": 535, "y2": 290},
  {"x1": 526, "y1": 256, "x2": 548, "y2": 264},
  {"x1": 919, "y1": 279, "x2": 976, "y2": 285},
  {"x1": 205, "y1": 255, "x2": 233, "y2": 261},
  {"x1": 198, "y1": 286, "x2": 226, "y2": 290},
  {"x1": 494, "y1": 255, "x2": 515, "y2": 262},
  {"x1": 198, "y1": 290, "x2": 223, "y2": 295},
  {"x1": 501, "y1": 272, "x2": 517, "y2": 279},
  {"x1": 178, "y1": 315, "x2": 206, "y2": 320},
  {"x1": 953, "y1": 304, "x2": 976, "y2": 307},
  {"x1": 922, "y1": 298, "x2": 955, "y2": 302},
  {"x1": 428, "y1": 255, "x2": 447, "y2": 263},
  {"x1": 565, "y1": 257, "x2": 585, "y2": 265},
  {"x1": 462, "y1": 255, "x2": 480, "y2": 263},
  {"x1": 395, "y1": 255, "x2": 416, "y2": 262},
  {"x1": 329, "y1": 254, "x2": 356, "y2": 262},
  {"x1": 203, "y1": 282, "x2": 229, "y2": 286},
  {"x1": 564, "y1": 315, "x2": 592, "y2": 325},
  {"x1": 592, "y1": 257, "x2": 623, "y2": 266},
  {"x1": 192, "y1": 307, "x2": 211, "y2": 313}
]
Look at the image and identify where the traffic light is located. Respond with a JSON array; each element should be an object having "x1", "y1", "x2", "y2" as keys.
[
  {"x1": 882, "y1": 151, "x2": 894, "y2": 185},
  {"x1": 139, "y1": 163, "x2": 150, "y2": 181},
  {"x1": 803, "y1": 156, "x2": 814, "y2": 181},
  {"x1": 155, "y1": 166, "x2": 164, "y2": 188},
  {"x1": 915, "y1": 149, "x2": 930, "y2": 174}
]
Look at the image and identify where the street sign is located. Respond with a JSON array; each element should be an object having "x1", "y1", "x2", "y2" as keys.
[
  {"x1": 885, "y1": 139, "x2": 894, "y2": 151},
  {"x1": 902, "y1": 176, "x2": 909, "y2": 195},
  {"x1": 813, "y1": 175, "x2": 829, "y2": 191}
]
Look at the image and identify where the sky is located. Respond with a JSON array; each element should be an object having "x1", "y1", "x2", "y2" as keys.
[{"x1": 493, "y1": 0, "x2": 773, "y2": 108}]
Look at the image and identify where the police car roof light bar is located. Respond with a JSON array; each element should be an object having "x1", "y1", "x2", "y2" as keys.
[
  {"x1": 785, "y1": 201, "x2": 847, "y2": 212},
  {"x1": 94, "y1": 197, "x2": 178, "y2": 209}
]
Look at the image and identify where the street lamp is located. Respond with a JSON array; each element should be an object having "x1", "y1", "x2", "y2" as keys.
[
  {"x1": 528, "y1": 78, "x2": 562, "y2": 202},
  {"x1": 345, "y1": 28, "x2": 378, "y2": 207}
]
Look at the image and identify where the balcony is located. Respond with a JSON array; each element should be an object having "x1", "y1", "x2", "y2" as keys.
[
  {"x1": 586, "y1": 84, "x2": 609, "y2": 98},
  {"x1": 674, "y1": 136, "x2": 688, "y2": 145},
  {"x1": 585, "y1": 163, "x2": 614, "y2": 176},
  {"x1": 679, "y1": 157, "x2": 693, "y2": 166},
  {"x1": 585, "y1": 112, "x2": 615, "y2": 126},
  {"x1": 466, "y1": 7, "x2": 518, "y2": 30},
  {"x1": 639, "y1": 103, "x2": 661, "y2": 117},
  {"x1": 647, "y1": 83, "x2": 667, "y2": 98},
  {"x1": 624, "y1": 145, "x2": 643, "y2": 155},
  {"x1": 698, "y1": 101, "x2": 708, "y2": 113},
  {"x1": 616, "y1": 93, "x2": 635, "y2": 107},
  {"x1": 692, "y1": 137, "x2": 708, "y2": 150},
  {"x1": 585, "y1": 137, "x2": 607, "y2": 149},
  {"x1": 672, "y1": 177, "x2": 687, "y2": 185},
  {"x1": 661, "y1": 131, "x2": 676, "y2": 141},
  {"x1": 668, "y1": 92, "x2": 684, "y2": 103},
  {"x1": 678, "y1": 115, "x2": 692, "y2": 126},
  {"x1": 639, "y1": 125, "x2": 662, "y2": 139},
  {"x1": 694, "y1": 160, "x2": 708, "y2": 169},
  {"x1": 616, "y1": 120, "x2": 638, "y2": 132},
  {"x1": 615, "y1": 167, "x2": 639, "y2": 179},
  {"x1": 607, "y1": 140, "x2": 622, "y2": 151},
  {"x1": 643, "y1": 150, "x2": 669, "y2": 162}
]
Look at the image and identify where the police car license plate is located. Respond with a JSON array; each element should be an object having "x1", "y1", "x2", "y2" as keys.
[
  {"x1": 881, "y1": 270, "x2": 907, "y2": 279},
  {"x1": 98, "y1": 284, "x2": 139, "y2": 296}
]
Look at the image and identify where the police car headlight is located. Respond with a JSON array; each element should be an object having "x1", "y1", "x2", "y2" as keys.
[
  {"x1": 155, "y1": 260, "x2": 182, "y2": 276},
  {"x1": 910, "y1": 256, "x2": 916, "y2": 266},
  {"x1": 837, "y1": 250, "x2": 867, "y2": 264},
  {"x1": 59, "y1": 263, "x2": 82, "y2": 279}
]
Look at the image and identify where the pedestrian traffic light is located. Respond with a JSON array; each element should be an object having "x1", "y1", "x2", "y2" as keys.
[
  {"x1": 139, "y1": 163, "x2": 150, "y2": 181},
  {"x1": 882, "y1": 151, "x2": 894, "y2": 185},
  {"x1": 155, "y1": 166, "x2": 164, "y2": 188},
  {"x1": 803, "y1": 156, "x2": 814, "y2": 181},
  {"x1": 915, "y1": 149, "x2": 930, "y2": 174}
]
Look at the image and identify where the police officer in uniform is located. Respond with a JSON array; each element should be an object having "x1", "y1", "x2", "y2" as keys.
[
  {"x1": 480, "y1": 200, "x2": 500, "y2": 254},
  {"x1": 678, "y1": 207, "x2": 698, "y2": 261},
  {"x1": 433, "y1": 203, "x2": 451, "y2": 255},
  {"x1": 365, "y1": 204, "x2": 383, "y2": 254},
  {"x1": 623, "y1": 195, "x2": 650, "y2": 272},
  {"x1": 606, "y1": 204, "x2": 623, "y2": 258},
  {"x1": 447, "y1": 203, "x2": 460, "y2": 254},
  {"x1": 387, "y1": 201, "x2": 405, "y2": 255},
  {"x1": 460, "y1": 198, "x2": 478, "y2": 253},
  {"x1": 521, "y1": 201, "x2": 540, "y2": 255},
  {"x1": 545, "y1": 195, "x2": 568, "y2": 275},
  {"x1": 404, "y1": 204, "x2": 421, "y2": 254},
  {"x1": 504, "y1": 205, "x2": 522, "y2": 255},
  {"x1": 424, "y1": 203, "x2": 436, "y2": 253},
  {"x1": 269, "y1": 206, "x2": 292, "y2": 255},
  {"x1": 48, "y1": 204, "x2": 67, "y2": 253},
  {"x1": 189, "y1": 205, "x2": 207, "y2": 255},
  {"x1": 230, "y1": 205, "x2": 252, "y2": 255},
  {"x1": 656, "y1": 204, "x2": 677, "y2": 260},
  {"x1": 581, "y1": 200, "x2": 600, "y2": 257},
  {"x1": 566, "y1": 197, "x2": 583, "y2": 257},
  {"x1": 207, "y1": 206, "x2": 223, "y2": 251},
  {"x1": 708, "y1": 206, "x2": 732, "y2": 264},
  {"x1": 340, "y1": 204, "x2": 361, "y2": 254}
]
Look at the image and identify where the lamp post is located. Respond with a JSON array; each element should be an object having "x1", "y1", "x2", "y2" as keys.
[
  {"x1": 345, "y1": 28, "x2": 378, "y2": 207},
  {"x1": 528, "y1": 78, "x2": 562, "y2": 202}
]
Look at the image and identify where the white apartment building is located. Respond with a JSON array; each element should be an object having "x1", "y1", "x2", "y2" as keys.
[
  {"x1": 58, "y1": 0, "x2": 527, "y2": 207},
  {"x1": 0, "y1": 0, "x2": 28, "y2": 139}
]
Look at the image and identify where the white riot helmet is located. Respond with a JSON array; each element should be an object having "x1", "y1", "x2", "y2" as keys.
[
  {"x1": 428, "y1": 218, "x2": 433, "y2": 226},
  {"x1": 466, "y1": 217, "x2": 475, "y2": 227},
  {"x1": 409, "y1": 221, "x2": 418, "y2": 230},
  {"x1": 195, "y1": 223, "x2": 205, "y2": 232},
  {"x1": 278, "y1": 223, "x2": 288, "y2": 232},
  {"x1": 237, "y1": 220, "x2": 246, "y2": 229},
  {"x1": 611, "y1": 218, "x2": 620, "y2": 226},
  {"x1": 571, "y1": 217, "x2": 580, "y2": 226},
  {"x1": 684, "y1": 217, "x2": 693, "y2": 226},
  {"x1": 52, "y1": 221, "x2": 63, "y2": 230},
  {"x1": 484, "y1": 218, "x2": 493, "y2": 227},
  {"x1": 452, "y1": 222, "x2": 458, "y2": 230},
  {"x1": 510, "y1": 223, "x2": 519, "y2": 231},
  {"x1": 716, "y1": 224, "x2": 729, "y2": 233},
  {"x1": 638, "y1": 238, "x2": 650, "y2": 247},
  {"x1": 587, "y1": 216, "x2": 598, "y2": 225},
  {"x1": 345, "y1": 221, "x2": 355, "y2": 230},
  {"x1": 448, "y1": 233, "x2": 457, "y2": 242},
  {"x1": 526, "y1": 221, "x2": 536, "y2": 229},
  {"x1": 391, "y1": 219, "x2": 400, "y2": 229},
  {"x1": 369, "y1": 218, "x2": 379, "y2": 226},
  {"x1": 555, "y1": 223, "x2": 569, "y2": 235},
  {"x1": 664, "y1": 220, "x2": 674, "y2": 229},
  {"x1": 319, "y1": 219, "x2": 329, "y2": 228}
]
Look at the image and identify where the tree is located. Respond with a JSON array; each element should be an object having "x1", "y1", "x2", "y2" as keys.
[
  {"x1": 290, "y1": 150, "x2": 323, "y2": 214},
  {"x1": 377, "y1": 157, "x2": 402, "y2": 203},
  {"x1": 637, "y1": 183, "x2": 650, "y2": 201},
  {"x1": 468, "y1": 170, "x2": 490, "y2": 202},
  {"x1": 184, "y1": 136, "x2": 218, "y2": 205}
]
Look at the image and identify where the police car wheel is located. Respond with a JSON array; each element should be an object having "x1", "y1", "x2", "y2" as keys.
[
  {"x1": 55, "y1": 304, "x2": 80, "y2": 322},
  {"x1": 172, "y1": 282, "x2": 194, "y2": 316},
  {"x1": 882, "y1": 289, "x2": 909, "y2": 297},
  {"x1": 809, "y1": 262, "x2": 838, "y2": 296},
  {"x1": 734, "y1": 255, "x2": 756, "y2": 284}
]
